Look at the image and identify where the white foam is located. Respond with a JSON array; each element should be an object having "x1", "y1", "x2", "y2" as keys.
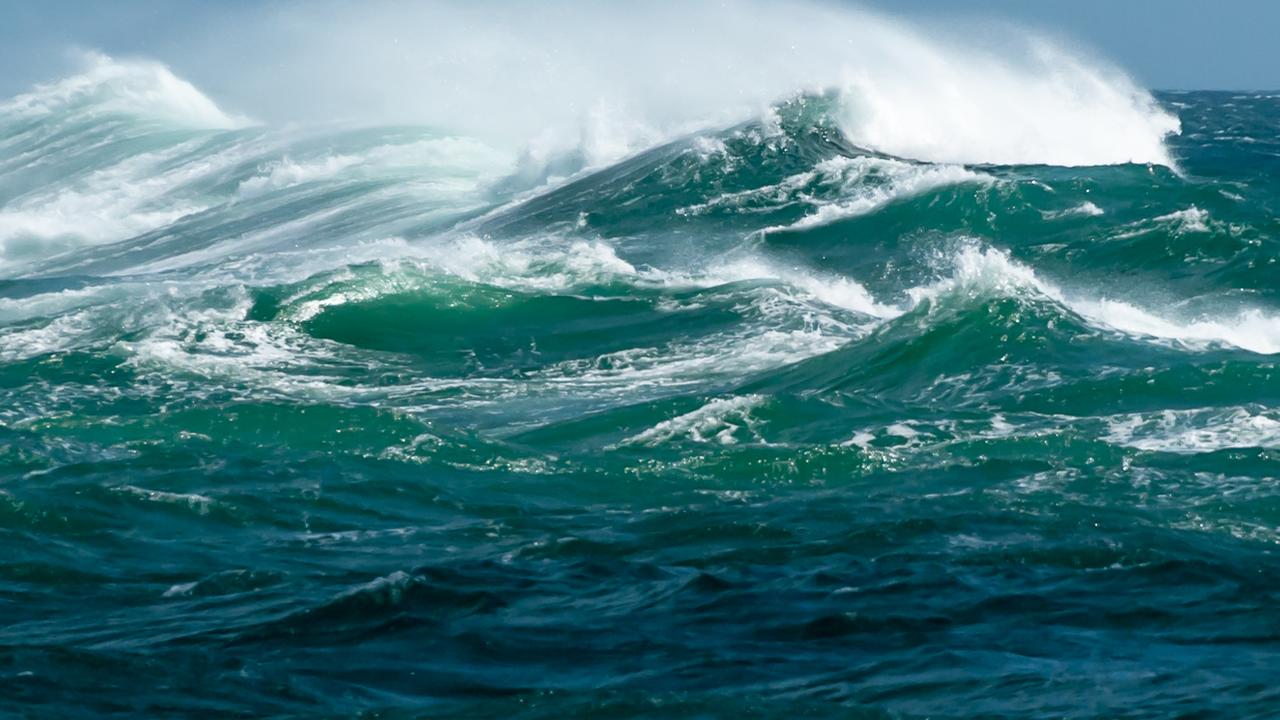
[
  {"x1": 237, "y1": 155, "x2": 363, "y2": 198},
  {"x1": 288, "y1": 233, "x2": 1280, "y2": 365},
  {"x1": 1154, "y1": 206, "x2": 1211, "y2": 233},
  {"x1": 304, "y1": 235, "x2": 896, "y2": 326},
  {"x1": 113, "y1": 485, "x2": 217, "y2": 514},
  {"x1": 705, "y1": 255, "x2": 900, "y2": 319},
  {"x1": 681, "y1": 155, "x2": 989, "y2": 232},
  {"x1": 910, "y1": 244, "x2": 1280, "y2": 355},
  {"x1": 0, "y1": 230, "x2": 871, "y2": 423},
  {"x1": 886, "y1": 423, "x2": 920, "y2": 439},
  {"x1": 690, "y1": 135, "x2": 729, "y2": 161},
  {"x1": 836, "y1": 39, "x2": 1179, "y2": 167},
  {"x1": 2, "y1": 52, "x2": 248, "y2": 129},
  {"x1": 258, "y1": 235, "x2": 877, "y2": 406},
  {"x1": 236, "y1": 137, "x2": 512, "y2": 198},
  {"x1": 0, "y1": 309, "x2": 104, "y2": 362},
  {"x1": 1113, "y1": 206, "x2": 1214, "y2": 240},
  {"x1": 338, "y1": 571, "x2": 415, "y2": 604},
  {"x1": 773, "y1": 157, "x2": 990, "y2": 231},
  {"x1": 535, "y1": 325, "x2": 847, "y2": 396},
  {"x1": 0, "y1": 285, "x2": 114, "y2": 325},
  {"x1": 837, "y1": 419, "x2": 942, "y2": 456},
  {"x1": 1072, "y1": 300, "x2": 1280, "y2": 354},
  {"x1": 0, "y1": 139, "x2": 262, "y2": 261},
  {"x1": 410, "y1": 236, "x2": 640, "y2": 294},
  {"x1": 1106, "y1": 408, "x2": 1280, "y2": 454},
  {"x1": 1043, "y1": 201, "x2": 1104, "y2": 219},
  {"x1": 677, "y1": 166, "x2": 822, "y2": 217},
  {"x1": 906, "y1": 245, "x2": 1045, "y2": 307},
  {"x1": 842, "y1": 431, "x2": 877, "y2": 449},
  {"x1": 162, "y1": 582, "x2": 199, "y2": 598},
  {"x1": 618, "y1": 395, "x2": 766, "y2": 447}
]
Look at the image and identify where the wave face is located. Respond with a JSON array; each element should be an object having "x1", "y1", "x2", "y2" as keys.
[{"x1": 3, "y1": 44, "x2": 1280, "y2": 719}]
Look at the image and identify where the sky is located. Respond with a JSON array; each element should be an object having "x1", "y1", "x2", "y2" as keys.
[
  {"x1": 0, "y1": 0, "x2": 1277, "y2": 101},
  {"x1": 872, "y1": 0, "x2": 1280, "y2": 91}
]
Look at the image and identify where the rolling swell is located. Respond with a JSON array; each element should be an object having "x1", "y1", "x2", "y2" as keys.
[{"x1": 1, "y1": 46, "x2": 1279, "y2": 719}]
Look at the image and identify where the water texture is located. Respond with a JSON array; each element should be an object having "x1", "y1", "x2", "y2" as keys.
[{"x1": 1, "y1": 48, "x2": 1279, "y2": 718}]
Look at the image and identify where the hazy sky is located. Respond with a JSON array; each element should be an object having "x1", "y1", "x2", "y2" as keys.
[
  {"x1": 871, "y1": 0, "x2": 1280, "y2": 91},
  {"x1": 1, "y1": 0, "x2": 1276, "y2": 98}
]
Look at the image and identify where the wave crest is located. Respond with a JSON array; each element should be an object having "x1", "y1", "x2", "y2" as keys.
[{"x1": 2, "y1": 52, "x2": 248, "y2": 129}]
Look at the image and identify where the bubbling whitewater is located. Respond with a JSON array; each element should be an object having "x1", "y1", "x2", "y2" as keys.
[{"x1": 2, "y1": 23, "x2": 1280, "y2": 720}]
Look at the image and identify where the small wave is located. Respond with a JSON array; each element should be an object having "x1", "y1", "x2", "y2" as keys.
[
  {"x1": 276, "y1": 234, "x2": 900, "y2": 325},
  {"x1": 908, "y1": 244, "x2": 1280, "y2": 355},
  {"x1": 112, "y1": 484, "x2": 219, "y2": 514},
  {"x1": 236, "y1": 154, "x2": 363, "y2": 198},
  {"x1": 1112, "y1": 206, "x2": 1214, "y2": 240},
  {"x1": 699, "y1": 155, "x2": 992, "y2": 233},
  {"x1": 785, "y1": 161, "x2": 988, "y2": 231},
  {"x1": 1153, "y1": 207, "x2": 1211, "y2": 233},
  {"x1": 0, "y1": 307, "x2": 116, "y2": 362},
  {"x1": 1043, "y1": 202, "x2": 1105, "y2": 220},
  {"x1": 1106, "y1": 408, "x2": 1280, "y2": 454},
  {"x1": 703, "y1": 256, "x2": 900, "y2": 319},
  {"x1": 1070, "y1": 300, "x2": 1280, "y2": 355},
  {"x1": 236, "y1": 137, "x2": 511, "y2": 199},
  {"x1": 531, "y1": 328, "x2": 846, "y2": 396},
  {"x1": 617, "y1": 395, "x2": 767, "y2": 447},
  {"x1": 162, "y1": 569, "x2": 282, "y2": 598}
]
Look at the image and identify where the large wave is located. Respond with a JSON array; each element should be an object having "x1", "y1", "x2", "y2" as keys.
[
  {"x1": 0, "y1": 13, "x2": 1268, "y2": 423},
  {"x1": 157, "y1": 0, "x2": 1180, "y2": 168},
  {"x1": 1, "y1": 51, "x2": 246, "y2": 129}
]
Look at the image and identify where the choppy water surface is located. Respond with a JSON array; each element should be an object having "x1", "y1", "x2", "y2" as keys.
[{"x1": 2, "y1": 48, "x2": 1279, "y2": 718}]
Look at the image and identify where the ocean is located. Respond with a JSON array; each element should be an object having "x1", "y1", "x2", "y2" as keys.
[{"x1": 1, "y1": 46, "x2": 1279, "y2": 718}]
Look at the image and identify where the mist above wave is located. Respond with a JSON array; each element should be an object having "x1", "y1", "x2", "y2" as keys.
[
  {"x1": 1, "y1": 51, "x2": 246, "y2": 129},
  {"x1": 140, "y1": 0, "x2": 1178, "y2": 168}
]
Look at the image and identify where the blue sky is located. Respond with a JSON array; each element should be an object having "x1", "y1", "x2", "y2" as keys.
[
  {"x1": 868, "y1": 0, "x2": 1280, "y2": 91},
  {"x1": 1, "y1": 0, "x2": 1277, "y2": 96}
]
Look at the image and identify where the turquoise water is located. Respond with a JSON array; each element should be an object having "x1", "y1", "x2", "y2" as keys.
[{"x1": 2, "y1": 55, "x2": 1280, "y2": 718}]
